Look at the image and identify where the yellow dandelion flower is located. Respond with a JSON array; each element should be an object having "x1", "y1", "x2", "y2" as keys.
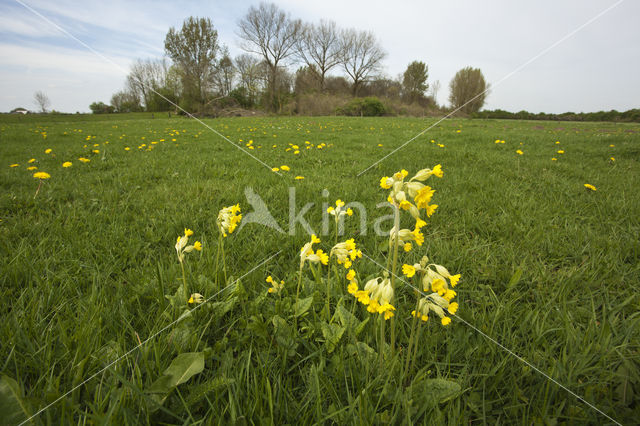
[
  {"x1": 45, "y1": 148, "x2": 52, "y2": 154},
  {"x1": 557, "y1": 150, "x2": 564, "y2": 154},
  {"x1": 280, "y1": 165, "x2": 290, "y2": 171},
  {"x1": 9, "y1": 164, "x2": 19, "y2": 167},
  {"x1": 78, "y1": 157, "x2": 90, "y2": 163},
  {"x1": 62, "y1": 162, "x2": 72, "y2": 168},
  {"x1": 295, "y1": 176, "x2": 304, "y2": 180},
  {"x1": 584, "y1": 184, "x2": 597, "y2": 191},
  {"x1": 27, "y1": 166, "x2": 37, "y2": 171},
  {"x1": 272, "y1": 167, "x2": 280, "y2": 172},
  {"x1": 33, "y1": 171, "x2": 50, "y2": 179},
  {"x1": 516, "y1": 150, "x2": 523, "y2": 155},
  {"x1": 28, "y1": 158, "x2": 36, "y2": 163}
]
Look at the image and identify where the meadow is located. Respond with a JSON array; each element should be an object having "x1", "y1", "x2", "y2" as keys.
[{"x1": 1, "y1": 113, "x2": 639, "y2": 424}]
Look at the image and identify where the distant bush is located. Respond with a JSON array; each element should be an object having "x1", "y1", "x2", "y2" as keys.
[
  {"x1": 89, "y1": 102, "x2": 114, "y2": 114},
  {"x1": 336, "y1": 97, "x2": 387, "y2": 116},
  {"x1": 473, "y1": 108, "x2": 640, "y2": 123},
  {"x1": 295, "y1": 93, "x2": 349, "y2": 116}
]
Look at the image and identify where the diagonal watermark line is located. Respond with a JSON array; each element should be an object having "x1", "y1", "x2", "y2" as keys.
[
  {"x1": 360, "y1": 251, "x2": 622, "y2": 425},
  {"x1": 357, "y1": 0, "x2": 626, "y2": 177},
  {"x1": 14, "y1": 0, "x2": 282, "y2": 176},
  {"x1": 19, "y1": 250, "x2": 281, "y2": 426}
]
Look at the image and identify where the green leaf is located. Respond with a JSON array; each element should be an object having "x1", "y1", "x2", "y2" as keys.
[
  {"x1": 320, "y1": 322, "x2": 345, "y2": 353},
  {"x1": 414, "y1": 378, "x2": 461, "y2": 409},
  {"x1": 146, "y1": 352, "x2": 205, "y2": 408},
  {"x1": 294, "y1": 296, "x2": 314, "y2": 317},
  {"x1": 507, "y1": 267, "x2": 523, "y2": 289},
  {"x1": 0, "y1": 375, "x2": 30, "y2": 424},
  {"x1": 336, "y1": 305, "x2": 369, "y2": 337}
]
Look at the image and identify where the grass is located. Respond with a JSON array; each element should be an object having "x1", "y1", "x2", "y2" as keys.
[{"x1": 1, "y1": 113, "x2": 639, "y2": 424}]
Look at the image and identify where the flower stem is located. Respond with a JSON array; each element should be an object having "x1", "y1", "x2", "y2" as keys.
[
  {"x1": 389, "y1": 205, "x2": 400, "y2": 355},
  {"x1": 180, "y1": 259, "x2": 187, "y2": 301},
  {"x1": 403, "y1": 297, "x2": 421, "y2": 383},
  {"x1": 220, "y1": 234, "x2": 227, "y2": 285},
  {"x1": 294, "y1": 264, "x2": 303, "y2": 331}
]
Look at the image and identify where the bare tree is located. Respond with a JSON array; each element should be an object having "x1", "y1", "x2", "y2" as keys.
[
  {"x1": 429, "y1": 80, "x2": 441, "y2": 106},
  {"x1": 296, "y1": 20, "x2": 341, "y2": 91},
  {"x1": 237, "y1": 2, "x2": 301, "y2": 111},
  {"x1": 33, "y1": 91, "x2": 50, "y2": 113},
  {"x1": 235, "y1": 54, "x2": 264, "y2": 105},
  {"x1": 211, "y1": 46, "x2": 235, "y2": 97},
  {"x1": 339, "y1": 29, "x2": 386, "y2": 96},
  {"x1": 126, "y1": 58, "x2": 169, "y2": 109}
]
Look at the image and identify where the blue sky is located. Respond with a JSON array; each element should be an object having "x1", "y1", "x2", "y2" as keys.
[{"x1": 1, "y1": 0, "x2": 638, "y2": 113}]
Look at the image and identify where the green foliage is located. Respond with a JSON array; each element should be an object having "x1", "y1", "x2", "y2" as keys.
[
  {"x1": 0, "y1": 375, "x2": 30, "y2": 424},
  {"x1": 449, "y1": 66, "x2": 487, "y2": 114},
  {"x1": 473, "y1": 108, "x2": 640, "y2": 123},
  {"x1": 402, "y1": 60, "x2": 429, "y2": 103},
  {"x1": 146, "y1": 352, "x2": 205, "y2": 409},
  {"x1": 336, "y1": 96, "x2": 387, "y2": 116},
  {"x1": 89, "y1": 101, "x2": 115, "y2": 114}
]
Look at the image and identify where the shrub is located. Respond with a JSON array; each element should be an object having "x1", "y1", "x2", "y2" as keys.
[{"x1": 336, "y1": 97, "x2": 386, "y2": 117}]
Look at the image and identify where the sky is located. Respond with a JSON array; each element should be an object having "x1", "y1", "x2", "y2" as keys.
[{"x1": 0, "y1": 0, "x2": 638, "y2": 114}]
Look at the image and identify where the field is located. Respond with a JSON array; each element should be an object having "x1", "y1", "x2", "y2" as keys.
[{"x1": 1, "y1": 113, "x2": 639, "y2": 424}]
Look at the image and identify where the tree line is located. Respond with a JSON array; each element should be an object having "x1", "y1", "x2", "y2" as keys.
[{"x1": 95, "y1": 2, "x2": 487, "y2": 116}]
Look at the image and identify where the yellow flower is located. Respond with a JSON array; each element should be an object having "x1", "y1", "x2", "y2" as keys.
[
  {"x1": 425, "y1": 204, "x2": 438, "y2": 217},
  {"x1": 431, "y1": 164, "x2": 443, "y2": 178},
  {"x1": 184, "y1": 228, "x2": 194, "y2": 237},
  {"x1": 346, "y1": 269, "x2": 356, "y2": 281},
  {"x1": 28, "y1": 158, "x2": 36, "y2": 163},
  {"x1": 347, "y1": 282, "x2": 358, "y2": 294},
  {"x1": 62, "y1": 162, "x2": 72, "y2": 168},
  {"x1": 441, "y1": 316, "x2": 451, "y2": 326},
  {"x1": 380, "y1": 176, "x2": 392, "y2": 189},
  {"x1": 414, "y1": 186, "x2": 434, "y2": 209},
  {"x1": 403, "y1": 242, "x2": 412, "y2": 252},
  {"x1": 9, "y1": 164, "x2": 19, "y2": 167},
  {"x1": 27, "y1": 166, "x2": 37, "y2": 171},
  {"x1": 280, "y1": 165, "x2": 290, "y2": 171},
  {"x1": 443, "y1": 289, "x2": 457, "y2": 301},
  {"x1": 311, "y1": 234, "x2": 321, "y2": 244},
  {"x1": 402, "y1": 264, "x2": 416, "y2": 278},
  {"x1": 45, "y1": 148, "x2": 52, "y2": 154},
  {"x1": 412, "y1": 229, "x2": 424, "y2": 246},
  {"x1": 448, "y1": 302, "x2": 459, "y2": 315},
  {"x1": 33, "y1": 172, "x2": 50, "y2": 179},
  {"x1": 295, "y1": 176, "x2": 304, "y2": 180},
  {"x1": 78, "y1": 157, "x2": 90, "y2": 163},
  {"x1": 92, "y1": 150, "x2": 99, "y2": 154},
  {"x1": 188, "y1": 293, "x2": 204, "y2": 304},
  {"x1": 272, "y1": 167, "x2": 280, "y2": 172},
  {"x1": 125, "y1": 147, "x2": 130, "y2": 151},
  {"x1": 217, "y1": 204, "x2": 242, "y2": 236},
  {"x1": 516, "y1": 150, "x2": 523, "y2": 155},
  {"x1": 610, "y1": 157, "x2": 615, "y2": 162},
  {"x1": 193, "y1": 241, "x2": 202, "y2": 251},
  {"x1": 551, "y1": 158, "x2": 557, "y2": 161},
  {"x1": 449, "y1": 274, "x2": 461, "y2": 287},
  {"x1": 557, "y1": 150, "x2": 564, "y2": 154},
  {"x1": 584, "y1": 184, "x2": 596, "y2": 191}
]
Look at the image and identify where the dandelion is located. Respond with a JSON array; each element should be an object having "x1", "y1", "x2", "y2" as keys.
[
  {"x1": 62, "y1": 162, "x2": 72, "y2": 168},
  {"x1": 272, "y1": 167, "x2": 280, "y2": 172},
  {"x1": 9, "y1": 164, "x2": 19, "y2": 167},
  {"x1": 516, "y1": 150, "x2": 523, "y2": 155},
  {"x1": 557, "y1": 150, "x2": 565, "y2": 154},
  {"x1": 92, "y1": 149, "x2": 99, "y2": 154},
  {"x1": 45, "y1": 148, "x2": 52, "y2": 154},
  {"x1": 33, "y1": 172, "x2": 50, "y2": 179},
  {"x1": 27, "y1": 166, "x2": 37, "y2": 171},
  {"x1": 28, "y1": 158, "x2": 36, "y2": 163},
  {"x1": 295, "y1": 176, "x2": 304, "y2": 180},
  {"x1": 78, "y1": 157, "x2": 90, "y2": 163},
  {"x1": 610, "y1": 157, "x2": 615, "y2": 162},
  {"x1": 280, "y1": 165, "x2": 290, "y2": 171},
  {"x1": 552, "y1": 158, "x2": 557, "y2": 161},
  {"x1": 584, "y1": 184, "x2": 597, "y2": 191}
]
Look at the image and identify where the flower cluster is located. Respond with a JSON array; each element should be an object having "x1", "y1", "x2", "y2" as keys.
[
  {"x1": 266, "y1": 276, "x2": 285, "y2": 294},
  {"x1": 403, "y1": 256, "x2": 460, "y2": 326},
  {"x1": 351, "y1": 276, "x2": 396, "y2": 320},
  {"x1": 299, "y1": 234, "x2": 328, "y2": 267},
  {"x1": 327, "y1": 199, "x2": 353, "y2": 221},
  {"x1": 175, "y1": 228, "x2": 202, "y2": 263},
  {"x1": 330, "y1": 238, "x2": 362, "y2": 269},
  {"x1": 381, "y1": 166, "x2": 442, "y2": 252},
  {"x1": 217, "y1": 204, "x2": 242, "y2": 237}
]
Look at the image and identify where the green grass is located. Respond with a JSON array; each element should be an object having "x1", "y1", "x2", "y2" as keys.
[{"x1": 1, "y1": 113, "x2": 639, "y2": 424}]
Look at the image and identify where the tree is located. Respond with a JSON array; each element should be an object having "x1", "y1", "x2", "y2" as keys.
[
  {"x1": 429, "y1": 80, "x2": 441, "y2": 106},
  {"x1": 165, "y1": 17, "x2": 220, "y2": 113},
  {"x1": 294, "y1": 65, "x2": 322, "y2": 95},
  {"x1": 448, "y1": 67, "x2": 488, "y2": 114},
  {"x1": 211, "y1": 46, "x2": 235, "y2": 97},
  {"x1": 402, "y1": 61, "x2": 428, "y2": 103},
  {"x1": 296, "y1": 20, "x2": 341, "y2": 91},
  {"x1": 339, "y1": 29, "x2": 386, "y2": 96},
  {"x1": 89, "y1": 101, "x2": 114, "y2": 114},
  {"x1": 110, "y1": 90, "x2": 142, "y2": 113},
  {"x1": 235, "y1": 54, "x2": 264, "y2": 107},
  {"x1": 237, "y1": 2, "x2": 301, "y2": 111},
  {"x1": 33, "y1": 91, "x2": 50, "y2": 113}
]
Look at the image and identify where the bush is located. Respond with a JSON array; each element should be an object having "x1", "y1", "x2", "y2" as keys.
[
  {"x1": 89, "y1": 102, "x2": 114, "y2": 114},
  {"x1": 336, "y1": 97, "x2": 386, "y2": 116}
]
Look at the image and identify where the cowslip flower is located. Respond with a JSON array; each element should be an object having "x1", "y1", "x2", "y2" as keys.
[
  {"x1": 360, "y1": 277, "x2": 395, "y2": 320},
  {"x1": 330, "y1": 238, "x2": 362, "y2": 269},
  {"x1": 266, "y1": 276, "x2": 285, "y2": 294},
  {"x1": 175, "y1": 228, "x2": 202, "y2": 263},
  {"x1": 188, "y1": 293, "x2": 204, "y2": 304},
  {"x1": 217, "y1": 204, "x2": 242, "y2": 237},
  {"x1": 327, "y1": 199, "x2": 353, "y2": 220},
  {"x1": 300, "y1": 234, "x2": 327, "y2": 267}
]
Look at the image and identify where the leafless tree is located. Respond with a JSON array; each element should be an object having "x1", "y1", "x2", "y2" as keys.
[
  {"x1": 33, "y1": 91, "x2": 50, "y2": 113},
  {"x1": 237, "y1": 2, "x2": 301, "y2": 111},
  {"x1": 296, "y1": 20, "x2": 341, "y2": 91},
  {"x1": 126, "y1": 58, "x2": 171, "y2": 109},
  {"x1": 211, "y1": 46, "x2": 235, "y2": 97},
  {"x1": 235, "y1": 54, "x2": 264, "y2": 105},
  {"x1": 429, "y1": 80, "x2": 441, "y2": 106},
  {"x1": 339, "y1": 29, "x2": 386, "y2": 96}
]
